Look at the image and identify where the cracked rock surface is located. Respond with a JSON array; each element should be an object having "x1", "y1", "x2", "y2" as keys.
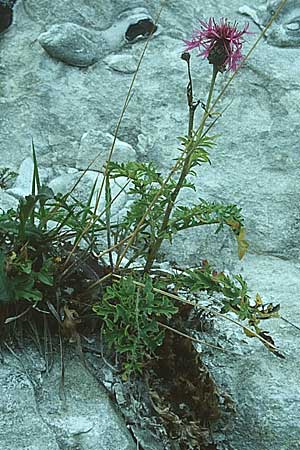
[{"x1": 0, "y1": 346, "x2": 135, "y2": 450}]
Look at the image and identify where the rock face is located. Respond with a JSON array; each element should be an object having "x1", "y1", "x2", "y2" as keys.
[
  {"x1": 0, "y1": 346, "x2": 136, "y2": 450},
  {"x1": 0, "y1": 0, "x2": 300, "y2": 449},
  {"x1": 76, "y1": 129, "x2": 137, "y2": 170},
  {"x1": 201, "y1": 254, "x2": 300, "y2": 450},
  {"x1": 240, "y1": 0, "x2": 300, "y2": 47}
]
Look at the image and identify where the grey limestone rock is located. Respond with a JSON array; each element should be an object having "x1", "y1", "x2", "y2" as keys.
[
  {"x1": 240, "y1": 0, "x2": 300, "y2": 47},
  {"x1": 7, "y1": 156, "x2": 52, "y2": 199},
  {"x1": 76, "y1": 129, "x2": 137, "y2": 170},
  {"x1": 202, "y1": 254, "x2": 300, "y2": 450},
  {"x1": 38, "y1": 22, "x2": 105, "y2": 67},
  {"x1": 103, "y1": 54, "x2": 139, "y2": 74},
  {"x1": 0, "y1": 346, "x2": 136, "y2": 450},
  {"x1": 48, "y1": 170, "x2": 131, "y2": 221},
  {"x1": 0, "y1": 189, "x2": 18, "y2": 210},
  {"x1": 37, "y1": 6, "x2": 160, "y2": 67}
]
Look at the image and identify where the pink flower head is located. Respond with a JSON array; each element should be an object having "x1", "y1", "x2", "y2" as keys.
[{"x1": 184, "y1": 17, "x2": 252, "y2": 72}]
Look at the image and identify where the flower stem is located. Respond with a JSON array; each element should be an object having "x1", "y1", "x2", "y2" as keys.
[
  {"x1": 144, "y1": 65, "x2": 218, "y2": 273},
  {"x1": 204, "y1": 64, "x2": 218, "y2": 121},
  {"x1": 184, "y1": 54, "x2": 199, "y2": 138}
]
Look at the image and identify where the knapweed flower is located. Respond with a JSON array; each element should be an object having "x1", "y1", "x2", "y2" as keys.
[{"x1": 184, "y1": 18, "x2": 252, "y2": 72}]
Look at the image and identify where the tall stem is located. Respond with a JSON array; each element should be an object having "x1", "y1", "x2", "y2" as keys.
[
  {"x1": 144, "y1": 65, "x2": 219, "y2": 273},
  {"x1": 205, "y1": 65, "x2": 218, "y2": 117},
  {"x1": 184, "y1": 53, "x2": 198, "y2": 138}
]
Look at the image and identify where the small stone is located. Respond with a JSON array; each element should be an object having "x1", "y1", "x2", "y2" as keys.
[
  {"x1": 38, "y1": 23, "x2": 103, "y2": 67},
  {"x1": 103, "y1": 54, "x2": 138, "y2": 74},
  {"x1": 76, "y1": 129, "x2": 136, "y2": 171}
]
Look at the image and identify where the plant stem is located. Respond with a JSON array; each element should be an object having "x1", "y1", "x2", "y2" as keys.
[
  {"x1": 184, "y1": 53, "x2": 199, "y2": 138},
  {"x1": 105, "y1": 172, "x2": 114, "y2": 269},
  {"x1": 205, "y1": 65, "x2": 218, "y2": 116},
  {"x1": 144, "y1": 65, "x2": 218, "y2": 273}
]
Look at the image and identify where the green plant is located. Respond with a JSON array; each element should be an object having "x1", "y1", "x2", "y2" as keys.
[
  {"x1": 0, "y1": 2, "x2": 288, "y2": 381},
  {"x1": 0, "y1": 144, "x2": 108, "y2": 308},
  {"x1": 89, "y1": 10, "x2": 287, "y2": 370},
  {"x1": 0, "y1": 167, "x2": 17, "y2": 189},
  {"x1": 93, "y1": 275, "x2": 178, "y2": 378}
]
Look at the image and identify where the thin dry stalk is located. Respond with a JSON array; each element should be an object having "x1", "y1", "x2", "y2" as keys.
[{"x1": 156, "y1": 321, "x2": 234, "y2": 354}]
